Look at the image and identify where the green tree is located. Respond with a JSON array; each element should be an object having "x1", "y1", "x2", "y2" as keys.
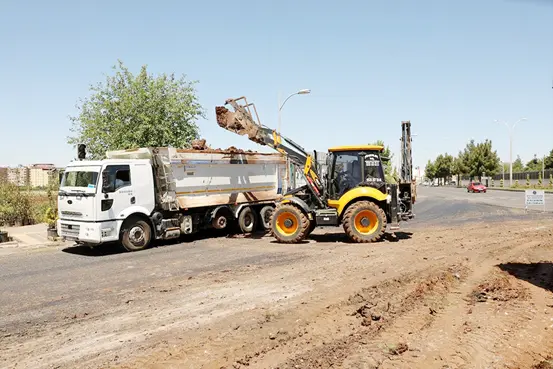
[
  {"x1": 461, "y1": 139, "x2": 501, "y2": 180},
  {"x1": 68, "y1": 60, "x2": 205, "y2": 159},
  {"x1": 545, "y1": 149, "x2": 553, "y2": 170},
  {"x1": 425, "y1": 160, "x2": 436, "y2": 183},
  {"x1": 452, "y1": 151, "x2": 469, "y2": 186},
  {"x1": 434, "y1": 153, "x2": 454, "y2": 184},
  {"x1": 525, "y1": 154, "x2": 543, "y2": 172}
]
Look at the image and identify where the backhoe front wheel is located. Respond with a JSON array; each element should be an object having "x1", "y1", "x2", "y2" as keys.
[
  {"x1": 343, "y1": 201, "x2": 386, "y2": 243},
  {"x1": 270, "y1": 204, "x2": 310, "y2": 243}
]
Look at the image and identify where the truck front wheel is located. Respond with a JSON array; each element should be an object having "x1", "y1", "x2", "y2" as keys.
[{"x1": 121, "y1": 218, "x2": 153, "y2": 252}]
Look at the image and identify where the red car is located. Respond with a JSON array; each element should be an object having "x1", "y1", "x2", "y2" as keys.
[{"x1": 467, "y1": 181, "x2": 487, "y2": 193}]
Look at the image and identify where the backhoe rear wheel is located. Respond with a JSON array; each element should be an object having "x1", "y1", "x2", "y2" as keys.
[
  {"x1": 270, "y1": 204, "x2": 310, "y2": 243},
  {"x1": 343, "y1": 201, "x2": 386, "y2": 243}
]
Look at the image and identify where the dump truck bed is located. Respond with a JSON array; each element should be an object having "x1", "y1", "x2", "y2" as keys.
[{"x1": 106, "y1": 147, "x2": 288, "y2": 210}]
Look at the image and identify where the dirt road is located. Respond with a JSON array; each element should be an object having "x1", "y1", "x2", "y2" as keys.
[{"x1": 2, "y1": 189, "x2": 553, "y2": 369}]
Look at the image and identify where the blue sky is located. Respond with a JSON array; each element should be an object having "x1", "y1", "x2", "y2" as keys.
[{"x1": 0, "y1": 0, "x2": 552, "y2": 172}]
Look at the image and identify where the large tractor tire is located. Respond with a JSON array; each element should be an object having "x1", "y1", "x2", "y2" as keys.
[
  {"x1": 306, "y1": 220, "x2": 317, "y2": 236},
  {"x1": 270, "y1": 203, "x2": 310, "y2": 243},
  {"x1": 343, "y1": 201, "x2": 386, "y2": 243}
]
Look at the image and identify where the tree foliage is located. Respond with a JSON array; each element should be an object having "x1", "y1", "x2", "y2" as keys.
[
  {"x1": 545, "y1": 149, "x2": 553, "y2": 170},
  {"x1": 459, "y1": 139, "x2": 501, "y2": 179},
  {"x1": 425, "y1": 160, "x2": 436, "y2": 181},
  {"x1": 525, "y1": 154, "x2": 543, "y2": 172},
  {"x1": 68, "y1": 60, "x2": 205, "y2": 159},
  {"x1": 434, "y1": 153, "x2": 454, "y2": 181}
]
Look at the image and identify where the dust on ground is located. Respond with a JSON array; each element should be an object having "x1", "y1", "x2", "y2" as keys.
[{"x1": 2, "y1": 218, "x2": 553, "y2": 369}]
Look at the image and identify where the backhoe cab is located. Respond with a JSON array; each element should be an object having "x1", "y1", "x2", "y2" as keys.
[{"x1": 215, "y1": 96, "x2": 415, "y2": 244}]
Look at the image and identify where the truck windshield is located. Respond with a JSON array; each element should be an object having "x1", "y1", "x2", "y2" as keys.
[{"x1": 61, "y1": 171, "x2": 99, "y2": 188}]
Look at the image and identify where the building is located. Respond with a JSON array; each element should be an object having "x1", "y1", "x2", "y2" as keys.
[
  {"x1": 28, "y1": 164, "x2": 56, "y2": 188},
  {"x1": 7, "y1": 166, "x2": 30, "y2": 187},
  {"x1": 0, "y1": 167, "x2": 7, "y2": 182}
]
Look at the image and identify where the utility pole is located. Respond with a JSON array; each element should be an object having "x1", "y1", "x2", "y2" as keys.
[{"x1": 494, "y1": 118, "x2": 527, "y2": 187}]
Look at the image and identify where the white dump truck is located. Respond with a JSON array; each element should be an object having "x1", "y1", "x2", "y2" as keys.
[{"x1": 57, "y1": 146, "x2": 287, "y2": 251}]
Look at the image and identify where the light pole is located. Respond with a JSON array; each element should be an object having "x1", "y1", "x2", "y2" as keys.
[
  {"x1": 494, "y1": 118, "x2": 527, "y2": 187},
  {"x1": 278, "y1": 89, "x2": 311, "y2": 133}
]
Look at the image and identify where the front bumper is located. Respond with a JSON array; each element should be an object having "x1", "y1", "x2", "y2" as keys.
[{"x1": 57, "y1": 219, "x2": 120, "y2": 244}]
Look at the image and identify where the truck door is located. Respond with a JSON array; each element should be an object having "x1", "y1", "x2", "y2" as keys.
[{"x1": 98, "y1": 165, "x2": 134, "y2": 221}]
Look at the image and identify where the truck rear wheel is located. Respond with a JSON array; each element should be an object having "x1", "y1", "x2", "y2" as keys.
[
  {"x1": 270, "y1": 204, "x2": 310, "y2": 243},
  {"x1": 238, "y1": 206, "x2": 257, "y2": 233},
  {"x1": 121, "y1": 218, "x2": 152, "y2": 252},
  {"x1": 258, "y1": 205, "x2": 274, "y2": 231},
  {"x1": 343, "y1": 201, "x2": 386, "y2": 243}
]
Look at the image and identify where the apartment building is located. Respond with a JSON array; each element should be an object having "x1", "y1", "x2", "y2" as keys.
[
  {"x1": 7, "y1": 166, "x2": 30, "y2": 187},
  {"x1": 29, "y1": 164, "x2": 56, "y2": 188}
]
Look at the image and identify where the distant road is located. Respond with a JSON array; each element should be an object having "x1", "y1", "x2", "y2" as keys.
[{"x1": 416, "y1": 186, "x2": 553, "y2": 212}]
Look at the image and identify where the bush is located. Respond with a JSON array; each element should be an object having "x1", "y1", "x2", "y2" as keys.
[
  {"x1": 526, "y1": 174, "x2": 530, "y2": 188},
  {"x1": 0, "y1": 181, "x2": 53, "y2": 227},
  {"x1": 500, "y1": 178, "x2": 504, "y2": 188}
]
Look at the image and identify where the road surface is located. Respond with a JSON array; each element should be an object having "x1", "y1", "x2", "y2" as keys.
[
  {"x1": 1, "y1": 187, "x2": 553, "y2": 369},
  {"x1": 417, "y1": 186, "x2": 553, "y2": 212}
]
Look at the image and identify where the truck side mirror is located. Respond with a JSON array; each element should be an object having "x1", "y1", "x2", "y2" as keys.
[{"x1": 101, "y1": 171, "x2": 112, "y2": 193}]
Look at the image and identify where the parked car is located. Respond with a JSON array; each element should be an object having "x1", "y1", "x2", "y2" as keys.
[{"x1": 467, "y1": 181, "x2": 487, "y2": 193}]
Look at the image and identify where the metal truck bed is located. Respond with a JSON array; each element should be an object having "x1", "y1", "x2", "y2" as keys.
[{"x1": 106, "y1": 147, "x2": 287, "y2": 210}]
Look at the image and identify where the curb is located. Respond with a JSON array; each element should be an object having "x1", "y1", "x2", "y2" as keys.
[{"x1": 485, "y1": 188, "x2": 553, "y2": 194}]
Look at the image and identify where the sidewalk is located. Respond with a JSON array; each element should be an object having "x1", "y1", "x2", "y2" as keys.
[{"x1": 0, "y1": 223, "x2": 68, "y2": 249}]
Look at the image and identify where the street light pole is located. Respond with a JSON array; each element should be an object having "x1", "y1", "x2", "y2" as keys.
[
  {"x1": 494, "y1": 117, "x2": 527, "y2": 187},
  {"x1": 277, "y1": 89, "x2": 311, "y2": 133}
]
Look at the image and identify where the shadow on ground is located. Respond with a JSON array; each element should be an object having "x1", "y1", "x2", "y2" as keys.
[
  {"x1": 498, "y1": 262, "x2": 553, "y2": 293},
  {"x1": 61, "y1": 228, "x2": 245, "y2": 257}
]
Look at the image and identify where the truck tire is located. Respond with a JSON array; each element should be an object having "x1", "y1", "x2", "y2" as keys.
[
  {"x1": 121, "y1": 218, "x2": 152, "y2": 252},
  {"x1": 238, "y1": 206, "x2": 257, "y2": 233},
  {"x1": 258, "y1": 205, "x2": 274, "y2": 231},
  {"x1": 343, "y1": 201, "x2": 386, "y2": 243},
  {"x1": 270, "y1": 203, "x2": 310, "y2": 243}
]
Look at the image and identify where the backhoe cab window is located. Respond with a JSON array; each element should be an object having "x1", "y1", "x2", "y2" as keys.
[
  {"x1": 364, "y1": 153, "x2": 385, "y2": 183},
  {"x1": 334, "y1": 153, "x2": 363, "y2": 197}
]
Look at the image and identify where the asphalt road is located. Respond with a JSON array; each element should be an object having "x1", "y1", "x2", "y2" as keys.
[
  {"x1": 2, "y1": 186, "x2": 553, "y2": 368},
  {"x1": 417, "y1": 186, "x2": 553, "y2": 213}
]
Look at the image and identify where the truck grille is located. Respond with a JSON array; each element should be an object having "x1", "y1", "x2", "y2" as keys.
[{"x1": 60, "y1": 223, "x2": 80, "y2": 238}]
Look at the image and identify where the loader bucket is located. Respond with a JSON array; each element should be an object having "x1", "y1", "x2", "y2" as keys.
[{"x1": 215, "y1": 97, "x2": 265, "y2": 145}]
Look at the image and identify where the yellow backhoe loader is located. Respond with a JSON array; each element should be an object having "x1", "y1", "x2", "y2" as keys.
[{"x1": 216, "y1": 96, "x2": 416, "y2": 243}]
